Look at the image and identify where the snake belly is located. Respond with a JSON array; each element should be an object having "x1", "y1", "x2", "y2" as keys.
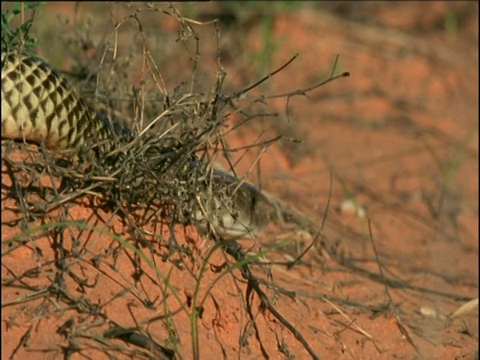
[{"x1": 1, "y1": 52, "x2": 119, "y2": 150}]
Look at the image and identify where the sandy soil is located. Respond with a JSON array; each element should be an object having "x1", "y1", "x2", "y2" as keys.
[{"x1": 2, "y1": 2, "x2": 478, "y2": 359}]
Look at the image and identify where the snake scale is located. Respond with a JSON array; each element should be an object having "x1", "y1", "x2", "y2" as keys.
[{"x1": 1, "y1": 51, "x2": 272, "y2": 237}]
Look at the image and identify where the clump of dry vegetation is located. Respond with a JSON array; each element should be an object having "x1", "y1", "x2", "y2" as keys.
[{"x1": 2, "y1": 3, "x2": 351, "y2": 359}]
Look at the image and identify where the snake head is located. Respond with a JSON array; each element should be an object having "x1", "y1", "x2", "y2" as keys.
[{"x1": 194, "y1": 168, "x2": 273, "y2": 239}]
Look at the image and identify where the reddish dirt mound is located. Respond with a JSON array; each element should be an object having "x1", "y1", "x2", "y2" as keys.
[{"x1": 2, "y1": 3, "x2": 478, "y2": 359}]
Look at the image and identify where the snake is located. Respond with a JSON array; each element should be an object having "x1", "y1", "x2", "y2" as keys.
[{"x1": 1, "y1": 51, "x2": 273, "y2": 238}]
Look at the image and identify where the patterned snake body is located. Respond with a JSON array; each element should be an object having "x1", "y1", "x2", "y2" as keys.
[
  {"x1": 1, "y1": 52, "x2": 122, "y2": 150},
  {"x1": 1, "y1": 52, "x2": 272, "y2": 237}
]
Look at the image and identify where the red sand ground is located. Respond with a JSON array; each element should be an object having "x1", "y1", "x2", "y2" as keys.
[{"x1": 2, "y1": 3, "x2": 478, "y2": 359}]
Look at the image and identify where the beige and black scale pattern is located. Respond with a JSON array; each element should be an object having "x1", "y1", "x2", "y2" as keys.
[{"x1": 1, "y1": 52, "x2": 117, "y2": 150}]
